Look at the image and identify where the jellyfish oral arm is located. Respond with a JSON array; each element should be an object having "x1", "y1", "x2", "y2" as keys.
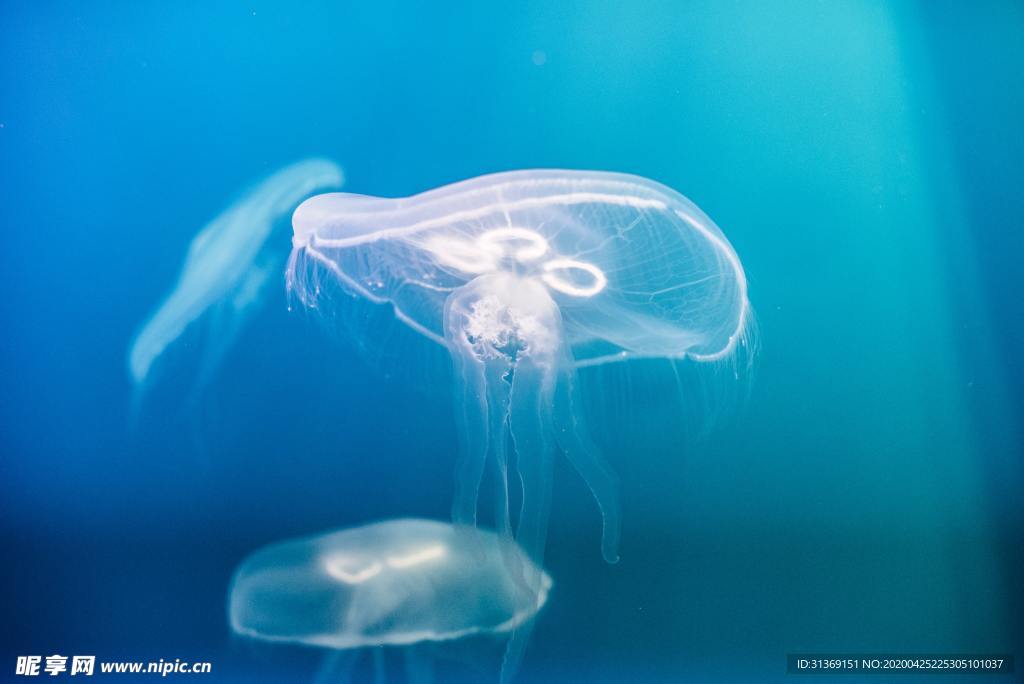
[
  {"x1": 443, "y1": 273, "x2": 621, "y2": 564},
  {"x1": 447, "y1": 312, "x2": 491, "y2": 529}
]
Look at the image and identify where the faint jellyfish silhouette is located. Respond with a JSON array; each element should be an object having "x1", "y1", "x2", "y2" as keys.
[
  {"x1": 127, "y1": 159, "x2": 343, "y2": 408},
  {"x1": 229, "y1": 518, "x2": 551, "y2": 683},
  {"x1": 287, "y1": 170, "x2": 753, "y2": 567}
]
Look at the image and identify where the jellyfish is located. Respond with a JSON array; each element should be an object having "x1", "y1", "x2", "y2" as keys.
[
  {"x1": 127, "y1": 159, "x2": 344, "y2": 405},
  {"x1": 229, "y1": 518, "x2": 551, "y2": 683},
  {"x1": 286, "y1": 170, "x2": 752, "y2": 567}
]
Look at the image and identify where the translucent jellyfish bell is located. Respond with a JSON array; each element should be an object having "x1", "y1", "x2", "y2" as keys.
[
  {"x1": 128, "y1": 159, "x2": 344, "y2": 404},
  {"x1": 229, "y1": 519, "x2": 551, "y2": 681},
  {"x1": 287, "y1": 170, "x2": 753, "y2": 565}
]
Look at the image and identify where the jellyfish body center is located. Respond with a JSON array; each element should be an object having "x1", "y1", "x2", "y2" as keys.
[
  {"x1": 429, "y1": 227, "x2": 607, "y2": 299},
  {"x1": 461, "y1": 273, "x2": 560, "y2": 368}
]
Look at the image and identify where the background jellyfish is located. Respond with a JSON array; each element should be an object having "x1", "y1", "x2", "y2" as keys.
[
  {"x1": 287, "y1": 170, "x2": 752, "y2": 569},
  {"x1": 127, "y1": 159, "x2": 343, "y2": 409},
  {"x1": 229, "y1": 518, "x2": 551, "y2": 683}
]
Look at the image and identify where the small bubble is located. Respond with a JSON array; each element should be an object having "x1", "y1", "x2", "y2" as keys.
[{"x1": 531, "y1": 50, "x2": 547, "y2": 67}]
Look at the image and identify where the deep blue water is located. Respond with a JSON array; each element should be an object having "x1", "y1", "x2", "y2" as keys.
[{"x1": 2, "y1": 2, "x2": 1021, "y2": 682}]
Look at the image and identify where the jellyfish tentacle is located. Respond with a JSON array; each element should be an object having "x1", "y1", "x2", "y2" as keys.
[
  {"x1": 372, "y1": 647, "x2": 385, "y2": 684},
  {"x1": 484, "y1": 355, "x2": 515, "y2": 538},
  {"x1": 444, "y1": 280, "x2": 519, "y2": 539},
  {"x1": 444, "y1": 283, "x2": 492, "y2": 529},
  {"x1": 508, "y1": 356, "x2": 555, "y2": 565},
  {"x1": 500, "y1": 623, "x2": 533, "y2": 684},
  {"x1": 446, "y1": 273, "x2": 621, "y2": 564},
  {"x1": 499, "y1": 356, "x2": 556, "y2": 684},
  {"x1": 446, "y1": 329, "x2": 489, "y2": 528},
  {"x1": 403, "y1": 647, "x2": 434, "y2": 684},
  {"x1": 553, "y1": 359, "x2": 622, "y2": 564},
  {"x1": 313, "y1": 651, "x2": 357, "y2": 684}
]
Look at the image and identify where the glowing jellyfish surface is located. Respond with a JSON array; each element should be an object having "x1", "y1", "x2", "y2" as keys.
[
  {"x1": 128, "y1": 159, "x2": 343, "y2": 398},
  {"x1": 229, "y1": 519, "x2": 551, "y2": 682},
  {"x1": 287, "y1": 170, "x2": 752, "y2": 565}
]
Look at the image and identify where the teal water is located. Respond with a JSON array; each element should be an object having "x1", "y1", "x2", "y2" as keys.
[{"x1": 1, "y1": 2, "x2": 1020, "y2": 681}]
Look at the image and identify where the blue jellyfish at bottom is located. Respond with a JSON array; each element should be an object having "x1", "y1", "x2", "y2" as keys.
[{"x1": 229, "y1": 519, "x2": 551, "y2": 683}]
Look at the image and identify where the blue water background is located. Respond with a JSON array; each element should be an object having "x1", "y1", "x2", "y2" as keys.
[{"x1": 1, "y1": 2, "x2": 1021, "y2": 681}]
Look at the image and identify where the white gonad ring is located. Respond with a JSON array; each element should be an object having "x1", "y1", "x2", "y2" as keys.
[
  {"x1": 477, "y1": 227, "x2": 550, "y2": 262},
  {"x1": 541, "y1": 258, "x2": 608, "y2": 297},
  {"x1": 323, "y1": 555, "x2": 382, "y2": 585}
]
